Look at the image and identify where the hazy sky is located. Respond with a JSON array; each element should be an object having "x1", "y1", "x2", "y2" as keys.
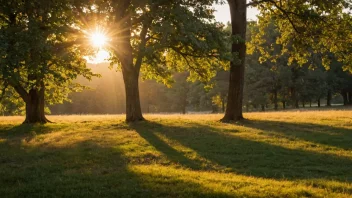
[{"x1": 214, "y1": 3, "x2": 260, "y2": 23}]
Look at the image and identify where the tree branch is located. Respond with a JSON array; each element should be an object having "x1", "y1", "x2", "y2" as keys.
[
  {"x1": 8, "y1": 79, "x2": 29, "y2": 103},
  {"x1": 135, "y1": 22, "x2": 150, "y2": 71},
  {"x1": 267, "y1": 0, "x2": 302, "y2": 33},
  {"x1": 170, "y1": 47, "x2": 206, "y2": 79},
  {"x1": 246, "y1": 0, "x2": 271, "y2": 7}
]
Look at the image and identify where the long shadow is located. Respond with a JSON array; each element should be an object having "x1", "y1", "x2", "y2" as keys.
[
  {"x1": 132, "y1": 121, "x2": 352, "y2": 183},
  {"x1": 131, "y1": 122, "x2": 205, "y2": 169},
  {"x1": 0, "y1": 124, "x2": 233, "y2": 198},
  {"x1": 0, "y1": 124, "x2": 69, "y2": 140},
  {"x1": 240, "y1": 119, "x2": 352, "y2": 150}
]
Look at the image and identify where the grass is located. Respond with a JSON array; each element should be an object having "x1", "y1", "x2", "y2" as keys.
[{"x1": 0, "y1": 111, "x2": 352, "y2": 197}]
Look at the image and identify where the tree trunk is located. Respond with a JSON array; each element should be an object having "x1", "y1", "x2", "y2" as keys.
[
  {"x1": 282, "y1": 101, "x2": 286, "y2": 109},
  {"x1": 182, "y1": 106, "x2": 186, "y2": 114},
  {"x1": 317, "y1": 98, "x2": 321, "y2": 107},
  {"x1": 261, "y1": 104, "x2": 265, "y2": 112},
  {"x1": 212, "y1": 105, "x2": 218, "y2": 113},
  {"x1": 273, "y1": 90, "x2": 278, "y2": 110},
  {"x1": 309, "y1": 99, "x2": 312, "y2": 107},
  {"x1": 23, "y1": 85, "x2": 49, "y2": 124},
  {"x1": 295, "y1": 99, "x2": 299, "y2": 109},
  {"x1": 221, "y1": 99, "x2": 225, "y2": 113},
  {"x1": 114, "y1": 2, "x2": 146, "y2": 122},
  {"x1": 348, "y1": 92, "x2": 352, "y2": 105},
  {"x1": 122, "y1": 67, "x2": 144, "y2": 122},
  {"x1": 326, "y1": 90, "x2": 332, "y2": 106},
  {"x1": 222, "y1": 0, "x2": 247, "y2": 122},
  {"x1": 342, "y1": 92, "x2": 348, "y2": 105},
  {"x1": 302, "y1": 100, "x2": 305, "y2": 108}
]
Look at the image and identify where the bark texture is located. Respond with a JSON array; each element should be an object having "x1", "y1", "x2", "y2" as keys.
[
  {"x1": 222, "y1": 0, "x2": 247, "y2": 122},
  {"x1": 121, "y1": 58, "x2": 144, "y2": 122},
  {"x1": 9, "y1": 80, "x2": 49, "y2": 124},
  {"x1": 23, "y1": 86, "x2": 49, "y2": 124},
  {"x1": 326, "y1": 90, "x2": 332, "y2": 106},
  {"x1": 115, "y1": 1, "x2": 146, "y2": 122}
]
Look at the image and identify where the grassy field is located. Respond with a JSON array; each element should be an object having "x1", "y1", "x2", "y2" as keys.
[{"x1": 1, "y1": 111, "x2": 352, "y2": 197}]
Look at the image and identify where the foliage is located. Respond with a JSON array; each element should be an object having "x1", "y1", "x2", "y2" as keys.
[
  {"x1": 95, "y1": 0, "x2": 232, "y2": 84},
  {"x1": 208, "y1": 71, "x2": 228, "y2": 112},
  {"x1": 245, "y1": 18, "x2": 352, "y2": 110},
  {"x1": 0, "y1": 87, "x2": 24, "y2": 115},
  {"x1": 0, "y1": 0, "x2": 98, "y2": 110},
  {"x1": 251, "y1": 0, "x2": 352, "y2": 72}
]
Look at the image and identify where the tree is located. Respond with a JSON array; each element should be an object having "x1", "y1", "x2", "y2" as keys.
[
  {"x1": 221, "y1": 0, "x2": 247, "y2": 121},
  {"x1": 96, "y1": 0, "x2": 230, "y2": 122},
  {"x1": 246, "y1": 20, "x2": 289, "y2": 111},
  {"x1": 209, "y1": 71, "x2": 229, "y2": 112},
  {"x1": 168, "y1": 73, "x2": 190, "y2": 114},
  {"x1": 0, "y1": 0, "x2": 97, "y2": 123},
  {"x1": 244, "y1": 17, "x2": 351, "y2": 111},
  {"x1": 222, "y1": 0, "x2": 352, "y2": 121},
  {"x1": 188, "y1": 81, "x2": 212, "y2": 112}
]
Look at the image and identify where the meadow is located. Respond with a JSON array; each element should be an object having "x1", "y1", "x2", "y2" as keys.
[{"x1": 0, "y1": 111, "x2": 352, "y2": 197}]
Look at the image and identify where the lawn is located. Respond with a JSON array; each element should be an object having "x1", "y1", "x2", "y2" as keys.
[{"x1": 0, "y1": 111, "x2": 352, "y2": 197}]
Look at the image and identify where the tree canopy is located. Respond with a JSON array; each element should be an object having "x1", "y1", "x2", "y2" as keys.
[
  {"x1": 0, "y1": 0, "x2": 98, "y2": 123},
  {"x1": 91, "y1": 0, "x2": 232, "y2": 121}
]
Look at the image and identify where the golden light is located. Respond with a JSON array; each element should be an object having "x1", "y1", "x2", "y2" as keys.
[
  {"x1": 90, "y1": 31, "x2": 108, "y2": 48},
  {"x1": 86, "y1": 50, "x2": 110, "y2": 64},
  {"x1": 85, "y1": 28, "x2": 111, "y2": 64}
]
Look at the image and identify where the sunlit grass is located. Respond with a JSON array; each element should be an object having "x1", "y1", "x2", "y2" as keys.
[{"x1": 0, "y1": 111, "x2": 352, "y2": 197}]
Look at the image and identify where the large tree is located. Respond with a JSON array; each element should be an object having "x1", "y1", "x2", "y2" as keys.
[
  {"x1": 221, "y1": 0, "x2": 247, "y2": 121},
  {"x1": 95, "y1": 0, "x2": 230, "y2": 122},
  {"x1": 0, "y1": 0, "x2": 97, "y2": 123},
  {"x1": 222, "y1": 0, "x2": 352, "y2": 121}
]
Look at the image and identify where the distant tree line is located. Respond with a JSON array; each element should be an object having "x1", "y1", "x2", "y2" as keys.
[
  {"x1": 1, "y1": 0, "x2": 352, "y2": 123},
  {"x1": 243, "y1": 21, "x2": 352, "y2": 111},
  {"x1": 2, "y1": 18, "x2": 352, "y2": 116},
  {"x1": 47, "y1": 62, "x2": 351, "y2": 115}
]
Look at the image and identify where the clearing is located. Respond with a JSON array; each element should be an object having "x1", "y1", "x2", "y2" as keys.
[{"x1": 0, "y1": 111, "x2": 352, "y2": 197}]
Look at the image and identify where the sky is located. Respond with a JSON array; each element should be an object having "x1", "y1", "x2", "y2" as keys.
[{"x1": 214, "y1": 3, "x2": 260, "y2": 23}]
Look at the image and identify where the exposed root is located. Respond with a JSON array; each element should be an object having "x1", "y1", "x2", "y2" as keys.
[
  {"x1": 126, "y1": 116, "x2": 145, "y2": 123},
  {"x1": 22, "y1": 116, "x2": 52, "y2": 124},
  {"x1": 220, "y1": 116, "x2": 245, "y2": 124}
]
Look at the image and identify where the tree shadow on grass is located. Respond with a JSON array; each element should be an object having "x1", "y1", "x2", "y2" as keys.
[
  {"x1": 130, "y1": 122, "x2": 206, "y2": 170},
  {"x1": 0, "y1": 124, "x2": 66, "y2": 137},
  {"x1": 2, "y1": 120, "x2": 352, "y2": 197},
  {"x1": 0, "y1": 124, "x2": 233, "y2": 198},
  {"x1": 240, "y1": 119, "x2": 352, "y2": 151},
  {"x1": 131, "y1": 121, "x2": 352, "y2": 183}
]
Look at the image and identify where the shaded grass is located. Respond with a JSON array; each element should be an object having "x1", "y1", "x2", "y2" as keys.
[{"x1": 0, "y1": 111, "x2": 352, "y2": 197}]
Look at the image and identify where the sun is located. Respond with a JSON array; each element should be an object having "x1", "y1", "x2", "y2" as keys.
[
  {"x1": 85, "y1": 28, "x2": 111, "y2": 64},
  {"x1": 90, "y1": 31, "x2": 108, "y2": 48}
]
